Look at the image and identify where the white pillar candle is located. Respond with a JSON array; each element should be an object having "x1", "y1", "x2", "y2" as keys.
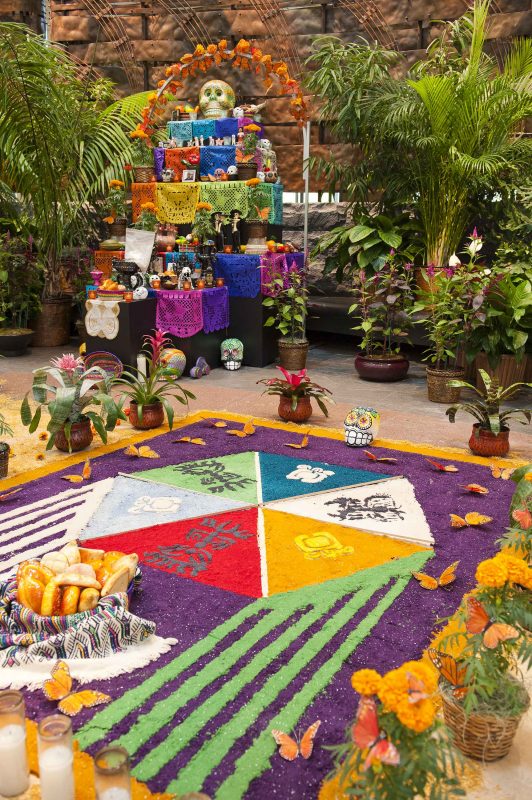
[
  {"x1": 0, "y1": 723, "x2": 29, "y2": 796},
  {"x1": 136, "y1": 353, "x2": 147, "y2": 377},
  {"x1": 38, "y1": 744, "x2": 74, "y2": 800},
  {"x1": 97, "y1": 788, "x2": 131, "y2": 800}
]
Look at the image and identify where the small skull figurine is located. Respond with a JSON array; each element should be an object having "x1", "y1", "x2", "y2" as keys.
[
  {"x1": 161, "y1": 167, "x2": 175, "y2": 183},
  {"x1": 221, "y1": 338, "x2": 244, "y2": 370},
  {"x1": 178, "y1": 265, "x2": 193, "y2": 290},
  {"x1": 256, "y1": 171, "x2": 265, "y2": 182},
  {"x1": 213, "y1": 168, "x2": 225, "y2": 181},
  {"x1": 344, "y1": 407, "x2": 380, "y2": 447},
  {"x1": 233, "y1": 106, "x2": 245, "y2": 119},
  {"x1": 227, "y1": 165, "x2": 238, "y2": 177},
  {"x1": 199, "y1": 79, "x2": 236, "y2": 119}
]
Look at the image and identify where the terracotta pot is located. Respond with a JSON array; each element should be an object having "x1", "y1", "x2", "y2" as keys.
[
  {"x1": 108, "y1": 219, "x2": 127, "y2": 239},
  {"x1": 0, "y1": 442, "x2": 10, "y2": 479},
  {"x1": 475, "y1": 352, "x2": 527, "y2": 392},
  {"x1": 31, "y1": 299, "x2": 72, "y2": 347},
  {"x1": 129, "y1": 400, "x2": 165, "y2": 430},
  {"x1": 278, "y1": 339, "x2": 309, "y2": 371},
  {"x1": 442, "y1": 684, "x2": 529, "y2": 762},
  {"x1": 426, "y1": 366, "x2": 465, "y2": 403},
  {"x1": 278, "y1": 395, "x2": 312, "y2": 423},
  {"x1": 237, "y1": 163, "x2": 258, "y2": 181},
  {"x1": 0, "y1": 328, "x2": 33, "y2": 357},
  {"x1": 469, "y1": 423, "x2": 510, "y2": 457},
  {"x1": 355, "y1": 353, "x2": 409, "y2": 382},
  {"x1": 133, "y1": 166, "x2": 155, "y2": 183},
  {"x1": 54, "y1": 418, "x2": 93, "y2": 453}
]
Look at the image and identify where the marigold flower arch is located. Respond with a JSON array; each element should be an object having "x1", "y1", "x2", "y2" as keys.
[{"x1": 134, "y1": 38, "x2": 309, "y2": 136}]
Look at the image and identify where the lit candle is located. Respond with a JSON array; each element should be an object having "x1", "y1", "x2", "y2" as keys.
[
  {"x1": 0, "y1": 690, "x2": 29, "y2": 797},
  {"x1": 38, "y1": 715, "x2": 74, "y2": 800}
]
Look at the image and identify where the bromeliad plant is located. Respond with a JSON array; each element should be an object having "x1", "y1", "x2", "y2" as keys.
[
  {"x1": 257, "y1": 366, "x2": 333, "y2": 416},
  {"x1": 325, "y1": 662, "x2": 464, "y2": 800},
  {"x1": 349, "y1": 252, "x2": 414, "y2": 357},
  {"x1": 114, "y1": 330, "x2": 195, "y2": 429},
  {"x1": 446, "y1": 369, "x2": 531, "y2": 435},
  {"x1": 20, "y1": 354, "x2": 126, "y2": 450}
]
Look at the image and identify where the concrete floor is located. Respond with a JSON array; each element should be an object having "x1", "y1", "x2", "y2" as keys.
[{"x1": 0, "y1": 334, "x2": 530, "y2": 799}]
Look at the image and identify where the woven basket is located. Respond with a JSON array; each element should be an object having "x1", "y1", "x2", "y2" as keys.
[
  {"x1": 278, "y1": 339, "x2": 309, "y2": 371},
  {"x1": 442, "y1": 686, "x2": 529, "y2": 762},
  {"x1": 133, "y1": 166, "x2": 155, "y2": 183},
  {"x1": 426, "y1": 366, "x2": 464, "y2": 403}
]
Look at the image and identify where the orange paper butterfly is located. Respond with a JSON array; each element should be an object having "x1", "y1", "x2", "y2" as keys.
[
  {"x1": 43, "y1": 661, "x2": 111, "y2": 717},
  {"x1": 227, "y1": 421, "x2": 256, "y2": 438},
  {"x1": 406, "y1": 672, "x2": 429, "y2": 704},
  {"x1": 490, "y1": 465, "x2": 514, "y2": 480},
  {"x1": 203, "y1": 418, "x2": 228, "y2": 428},
  {"x1": 271, "y1": 720, "x2": 321, "y2": 761},
  {"x1": 427, "y1": 649, "x2": 468, "y2": 699},
  {"x1": 465, "y1": 597, "x2": 519, "y2": 649},
  {"x1": 449, "y1": 512, "x2": 492, "y2": 529},
  {"x1": 363, "y1": 450, "x2": 397, "y2": 464},
  {"x1": 62, "y1": 459, "x2": 92, "y2": 483},
  {"x1": 459, "y1": 484, "x2": 489, "y2": 495},
  {"x1": 285, "y1": 433, "x2": 309, "y2": 450},
  {"x1": 174, "y1": 437, "x2": 206, "y2": 446},
  {"x1": 512, "y1": 508, "x2": 532, "y2": 530},
  {"x1": 425, "y1": 458, "x2": 458, "y2": 473},
  {"x1": 412, "y1": 561, "x2": 459, "y2": 590},
  {"x1": 352, "y1": 697, "x2": 400, "y2": 771},
  {"x1": 124, "y1": 445, "x2": 160, "y2": 458},
  {"x1": 0, "y1": 487, "x2": 22, "y2": 502}
]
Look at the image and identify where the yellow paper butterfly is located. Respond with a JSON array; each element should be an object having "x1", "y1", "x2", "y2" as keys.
[
  {"x1": 450, "y1": 512, "x2": 493, "y2": 529},
  {"x1": 43, "y1": 661, "x2": 110, "y2": 717},
  {"x1": 227, "y1": 421, "x2": 256, "y2": 438},
  {"x1": 124, "y1": 445, "x2": 160, "y2": 458},
  {"x1": 412, "y1": 561, "x2": 459, "y2": 590},
  {"x1": 174, "y1": 437, "x2": 206, "y2": 446},
  {"x1": 62, "y1": 459, "x2": 92, "y2": 483}
]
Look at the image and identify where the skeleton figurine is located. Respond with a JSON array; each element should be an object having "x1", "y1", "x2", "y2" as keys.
[
  {"x1": 161, "y1": 167, "x2": 175, "y2": 183},
  {"x1": 230, "y1": 210, "x2": 242, "y2": 253},
  {"x1": 178, "y1": 264, "x2": 193, "y2": 290},
  {"x1": 213, "y1": 212, "x2": 225, "y2": 252},
  {"x1": 344, "y1": 407, "x2": 381, "y2": 447},
  {"x1": 198, "y1": 79, "x2": 236, "y2": 119}
]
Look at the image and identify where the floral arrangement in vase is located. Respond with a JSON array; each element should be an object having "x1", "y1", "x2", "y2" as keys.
[
  {"x1": 246, "y1": 178, "x2": 270, "y2": 221},
  {"x1": 128, "y1": 128, "x2": 154, "y2": 167},
  {"x1": 322, "y1": 661, "x2": 464, "y2": 800},
  {"x1": 133, "y1": 201, "x2": 159, "y2": 231},
  {"x1": 257, "y1": 366, "x2": 333, "y2": 422},
  {"x1": 102, "y1": 179, "x2": 127, "y2": 225},
  {"x1": 239, "y1": 123, "x2": 261, "y2": 162},
  {"x1": 192, "y1": 202, "x2": 215, "y2": 243}
]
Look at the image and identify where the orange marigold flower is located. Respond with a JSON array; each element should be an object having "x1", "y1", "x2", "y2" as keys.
[
  {"x1": 475, "y1": 558, "x2": 507, "y2": 588},
  {"x1": 140, "y1": 202, "x2": 157, "y2": 212},
  {"x1": 38, "y1": 432, "x2": 49, "y2": 441},
  {"x1": 235, "y1": 38, "x2": 251, "y2": 53},
  {"x1": 351, "y1": 669, "x2": 382, "y2": 696},
  {"x1": 207, "y1": 43, "x2": 217, "y2": 54},
  {"x1": 245, "y1": 177, "x2": 261, "y2": 187},
  {"x1": 396, "y1": 697, "x2": 436, "y2": 733},
  {"x1": 102, "y1": 216, "x2": 115, "y2": 224},
  {"x1": 109, "y1": 179, "x2": 124, "y2": 189},
  {"x1": 194, "y1": 44, "x2": 205, "y2": 57},
  {"x1": 181, "y1": 53, "x2": 193, "y2": 64},
  {"x1": 196, "y1": 201, "x2": 213, "y2": 212},
  {"x1": 243, "y1": 123, "x2": 261, "y2": 133},
  {"x1": 377, "y1": 667, "x2": 407, "y2": 713},
  {"x1": 494, "y1": 553, "x2": 526, "y2": 584},
  {"x1": 218, "y1": 39, "x2": 228, "y2": 51}
]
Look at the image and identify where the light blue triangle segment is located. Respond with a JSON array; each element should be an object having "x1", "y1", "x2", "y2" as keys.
[
  {"x1": 258, "y1": 452, "x2": 390, "y2": 503},
  {"x1": 78, "y1": 475, "x2": 248, "y2": 541}
]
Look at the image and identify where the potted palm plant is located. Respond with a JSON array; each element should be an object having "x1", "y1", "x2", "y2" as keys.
[
  {"x1": 114, "y1": 330, "x2": 195, "y2": 430},
  {"x1": 0, "y1": 232, "x2": 41, "y2": 356},
  {"x1": 350, "y1": 253, "x2": 413, "y2": 382},
  {"x1": 263, "y1": 267, "x2": 309, "y2": 370},
  {"x1": 0, "y1": 413, "x2": 13, "y2": 479},
  {"x1": 20, "y1": 354, "x2": 126, "y2": 452},
  {"x1": 446, "y1": 369, "x2": 531, "y2": 457},
  {"x1": 257, "y1": 366, "x2": 333, "y2": 423}
]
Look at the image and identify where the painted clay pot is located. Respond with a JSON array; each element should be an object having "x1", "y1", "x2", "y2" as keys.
[
  {"x1": 278, "y1": 395, "x2": 312, "y2": 423},
  {"x1": 129, "y1": 400, "x2": 165, "y2": 430},
  {"x1": 354, "y1": 353, "x2": 409, "y2": 382},
  {"x1": 54, "y1": 418, "x2": 93, "y2": 453},
  {"x1": 426, "y1": 366, "x2": 464, "y2": 403},
  {"x1": 468, "y1": 423, "x2": 510, "y2": 457}
]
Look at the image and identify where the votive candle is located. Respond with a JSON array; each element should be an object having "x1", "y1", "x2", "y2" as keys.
[
  {"x1": 94, "y1": 745, "x2": 131, "y2": 800},
  {"x1": 38, "y1": 715, "x2": 75, "y2": 800},
  {"x1": 0, "y1": 690, "x2": 29, "y2": 797}
]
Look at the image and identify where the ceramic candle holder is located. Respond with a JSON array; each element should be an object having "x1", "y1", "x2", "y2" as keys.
[
  {"x1": 124, "y1": 291, "x2": 133, "y2": 303},
  {"x1": 152, "y1": 279, "x2": 161, "y2": 289},
  {"x1": 182, "y1": 280, "x2": 192, "y2": 291},
  {"x1": 196, "y1": 279, "x2": 206, "y2": 289},
  {"x1": 0, "y1": 690, "x2": 30, "y2": 797},
  {"x1": 216, "y1": 277, "x2": 225, "y2": 287},
  {"x1": 223, "y1": 245, "x2": 232, "y2": 254},
  {"x1": 88, "y1": 290, "x2": 97, "y2": 300}
]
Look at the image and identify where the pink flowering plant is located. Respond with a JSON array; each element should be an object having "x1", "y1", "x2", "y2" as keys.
[
  {"x1": 257, "y1": 366, "x2": 333, "y2": 416},
  {"x1": 412, "y1": 230, "x2": 500, "y2": 370},
  {"x1": 21, "y1": 353, "x2": 126, "y2": 450}
]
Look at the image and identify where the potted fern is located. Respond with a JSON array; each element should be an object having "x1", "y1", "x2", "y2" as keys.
[{"x1": 446, "y1": 369, "x2": 531, "y2": 457}]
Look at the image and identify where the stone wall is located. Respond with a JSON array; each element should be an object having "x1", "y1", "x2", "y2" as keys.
[
  {"x1": 39, "y1": 0, "x2": 532, "y2": 190},
  {"x1": 0, "y1": 0, "x2": 42, "y2": 30}
]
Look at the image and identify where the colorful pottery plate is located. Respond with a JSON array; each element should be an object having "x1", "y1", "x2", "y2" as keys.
[{"x1": 84, "y1": 351, "x2": 124, "y2": 379}]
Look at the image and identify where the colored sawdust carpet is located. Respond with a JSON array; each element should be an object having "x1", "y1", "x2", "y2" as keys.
[{"x1": 0, "y1": 411, "x2": 520, "y2": 799}]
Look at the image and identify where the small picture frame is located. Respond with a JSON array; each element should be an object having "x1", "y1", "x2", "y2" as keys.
[{"x1": 182, "y1": 169, "x2": 196, "y2": 183}]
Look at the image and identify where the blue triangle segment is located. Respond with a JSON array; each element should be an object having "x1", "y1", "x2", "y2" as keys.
[{"x1": 258, "y1": 452, "x2": 390, "y2": 503}]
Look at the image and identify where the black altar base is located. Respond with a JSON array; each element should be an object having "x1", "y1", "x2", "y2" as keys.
[
  {"x1": 228, "y1": 296, "x2": 277, "y2": 368},
  {"x1": 85, "y1": 298, "x2": 225, "y2": 371}
]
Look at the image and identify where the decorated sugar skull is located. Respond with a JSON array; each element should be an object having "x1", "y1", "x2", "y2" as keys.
[
  {"x1": 221, "y1": 337, "x2": 243, "y2": 370},
  {"x1": 214, "y1": 168, "x2": 225, "y2": 181},
  {"x1": 227, "y1": 165, "x2": 238, "y2": 177},
  {"x1": 256, "y1": 171, "x2": 265, "y2": 182},
  {"x1": 344, "y1": 407, "x2": 380, "y2": 447},
  {"x1": 199, "y1": 79, "x2": 235, "y2": 119},
  {"x1": 161, "y1": 167, "x2": 175, "y2": 183},
  {"x1": 160, "y1": 348, "x2": 186, "y2": 377},
  {"x1": 133, "y1": 285, "x2": 148, "y2": 300},
  {"x1": 233, "y1": 106, "x2": 245, "y2": 119}
]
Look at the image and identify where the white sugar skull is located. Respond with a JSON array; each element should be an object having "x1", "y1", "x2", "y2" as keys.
[
  {"x1": 214, "y1": 168, "x2": 225, "y2": 181},
  {"x1": 227, "y1": 165, "x2": 238, "y2": 176},
  {"x1": 256, "y1": 171, "x2": 265, "y2": 182},
  {"x1": 133, "y1": 286, "x2": 148, "y2": 300},
  {"x1": 233, "y1": 106, "x2": 245, "y2": 119},
  {"x1": 344, "y1": 407, "x2": 380, "y2": 447},
  {"x1": 161, "y1": 167, "x2": 175, "y2": 183},
  {"x1": 199, "y1": 79, "x2": 236, "y2": 119},
  {"x1": 221, "y1": 337, "x2": 243, "y2": 370}
]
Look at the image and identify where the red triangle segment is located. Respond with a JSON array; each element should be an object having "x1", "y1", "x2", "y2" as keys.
[{"x1": 83, "y1": 507, "x2": 262, "y2": 598}]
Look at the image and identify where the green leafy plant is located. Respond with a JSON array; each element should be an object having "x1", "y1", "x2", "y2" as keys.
[
  {"x1": 102, "y1": 179, "x2": 127, "y2": 223},
  {"x1": 191, "y1": 202, "x2": 215, "y2": 243},
  {"x1": 328, "y1": 662, "x2": 464, "y2": 800},
  {"x1": 20, "y1": 353, "x2": 126, "y2": 450},
  {"x1": 499, "y1": 464, "x2": 532, "y2": 558},
  {"x1": 114, "y1": 330, "x2": 195, "y2": 429},
  {"x1": 241, "y1": 123, "x2": 261, "y2": 159},
  {"x1": 257, "y1": 367, "x2": 333, "y2": 417},
  {"x1": 306, "y1": 1, "x2": 532, "y2": 267},
  {"x1": 246, "y1": 180, "x2": 270, "y2": 221},
  {"x1": 263, "y1": 269, "x2": 308, "y2": 342},
  {"x1": 0, "y1": 412, "x2": 13, "y2": 438},
  {"x1": 128, "y1": 132, "x2": 154, "y2": 167},
  {"x1": 349, "y1": 252, "x2": 414, "y2": 357},
  {"x1": 133, "y1": 201, "x2": 159, "y2": 232},
  {"x1": 0, "y1": 232, "x2": 42, "y2": 329},
  {"x1": 446, "y1": 369, "x2": 531, "y2": 434}
]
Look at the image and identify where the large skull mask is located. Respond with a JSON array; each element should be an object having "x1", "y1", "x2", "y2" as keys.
[
  {"x1": 199, "y1": 80, "x2": 235, "y2": 119},
  {"x1": 344, "y1": 407, "x2": 380, "y2": 447}
]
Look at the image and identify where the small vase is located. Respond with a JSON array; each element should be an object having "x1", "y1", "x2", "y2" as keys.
[
  {"x1": 54, "y1": 418, "x2": 93, "y2": 453},
  {"x1": 278, "y1": 395, "x2": 312, "y2": 423},
  {"x1": 426, "y1": 366, "x2": 464, "y2": 403},
  {"x1": 129, "y1": 400, "x2": 165, "y2": 430},
  {"x1": 468, "y1": 423, "x2": 510, "y2": 457},
  {"x1": 355, "y1": 353, "x2": 409, "y2": 382},
  {"x1": 278, "y1": 339, "x2": 309, "y2": 371}
]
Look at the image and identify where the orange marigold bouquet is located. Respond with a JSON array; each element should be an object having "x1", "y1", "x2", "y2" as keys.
[{"x1": 330, "y1": 661, "x2": 464, "y2": 800}]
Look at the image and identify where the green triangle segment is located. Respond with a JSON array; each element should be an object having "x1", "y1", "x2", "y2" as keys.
[{"x1": 130, "y1": 451, "x2": 259, "y2": 505}]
